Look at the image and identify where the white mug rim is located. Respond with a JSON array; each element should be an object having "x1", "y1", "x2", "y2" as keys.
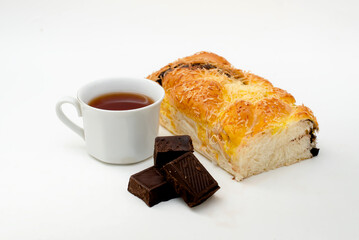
[{"x1": 76, "y1": 77, "x2": 165, "y2": 113}]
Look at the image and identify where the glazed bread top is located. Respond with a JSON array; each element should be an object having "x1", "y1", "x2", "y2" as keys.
[{"x1": 147, "y1": 51, "x2": 318, "y2": 148}]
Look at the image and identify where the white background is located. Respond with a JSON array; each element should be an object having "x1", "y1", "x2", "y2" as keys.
[{"x1": 1, "y1": 0, "x2": 359, "y2": 239}]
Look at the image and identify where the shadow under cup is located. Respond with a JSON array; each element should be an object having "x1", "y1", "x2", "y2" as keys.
[{"x1": 77, "y1": 78, "x2": 165, "y2": 164}]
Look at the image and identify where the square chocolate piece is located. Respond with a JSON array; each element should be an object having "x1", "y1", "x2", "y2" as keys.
[
  {"x1": 154, "y1": 135, "x2": 194, "y2": 168},
  {"x1": 128, "y1": 166, "x2": 178, "y2": 207},
  {"x1": 162, "y1": 152, "x2": 220, "y2": 207}
]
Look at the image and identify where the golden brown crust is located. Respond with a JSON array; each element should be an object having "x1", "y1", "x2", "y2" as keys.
[
  {"x1": 243, "y1": 72, "x2": 273, "y2": 87},
  {"x1": 179, "y1": 51, "x2": 232, "y2": 66},
  {"x1": 169, "y1": 78, "x2": 224, "y2": 123},
  {"x1": 219, "y1": 100, "x2": 254, "y2": 146},
  {"x1": 147, "y1": 51, "x2": 317, "y2": 133},
  {"x1": 252, "y1": 98, "x2": 292, "y2": 134},
  {"x1": 290, "y1": 105, "x2": 319, "y2": 129},
  {"x1": 269, "y1": 87, "x2": 296, "y2": 104}
]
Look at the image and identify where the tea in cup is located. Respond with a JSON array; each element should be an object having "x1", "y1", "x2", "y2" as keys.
[{"x1": 56, "y1": 78, "x2": 165, "y2": 164}]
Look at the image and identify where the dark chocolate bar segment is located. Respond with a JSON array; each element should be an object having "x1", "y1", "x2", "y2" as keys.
[
  {"x1": 128, "y1": 166, "x2": 178, "y2": 207},
  {"x1": 162, "y1": 152, "x2": 220, "y2": 207},
  {"x1": 154, "y1": 135, "x2": 194, "y2": 168}
]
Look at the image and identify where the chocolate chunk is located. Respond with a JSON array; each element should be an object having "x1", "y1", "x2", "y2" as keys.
[
  {"x1": 310, "y1": 148, "x2": 320, "y2": 157},
  {"x1": 128, "y1": 166, "x2": 178, "y2": 207},
  {"x1": 162, "y1": 152, "x2": 220, "y2": 207},
  {"x1": 154, "y1": 135, "x2": 194, "y2": 168}
]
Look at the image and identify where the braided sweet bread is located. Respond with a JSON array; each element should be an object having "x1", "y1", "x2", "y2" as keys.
[{"x1": 147, "y1": 52, "x2": 319, "y2": 180}]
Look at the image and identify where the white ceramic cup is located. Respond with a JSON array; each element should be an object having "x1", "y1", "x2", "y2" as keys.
[{"x1": 56, "y1": 78, "x2": 165, "y2": 164}]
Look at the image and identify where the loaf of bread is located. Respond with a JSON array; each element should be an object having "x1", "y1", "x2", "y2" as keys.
[{"x1": 147, "y1": 52, "x2": 319, "y2": 180}]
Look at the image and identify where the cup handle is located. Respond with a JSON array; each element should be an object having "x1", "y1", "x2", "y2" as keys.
[{"x1": 56, "y1": 96, "x2": 85, "y2": 140}]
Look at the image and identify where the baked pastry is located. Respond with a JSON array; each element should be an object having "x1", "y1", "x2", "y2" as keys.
[{"x1": 147, "y1": 52, "x2": 319, "y2": 181}]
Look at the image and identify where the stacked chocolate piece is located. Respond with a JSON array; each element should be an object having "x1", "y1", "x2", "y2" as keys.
[{"x1": 128, "y1": 135, "x2": 220, "y2": 207}]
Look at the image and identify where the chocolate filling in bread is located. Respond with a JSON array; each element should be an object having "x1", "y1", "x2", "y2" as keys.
[
  {"x1": 310, "y1": 148, "x2": 319, "y2": 157},
  {"x1": 289, "y1": 126, "x2": 319, "y2": 157},
  {"x1": 309, "y1": 127, "x2": 319, "y2": 156},
  {"x1": 156, "y1": 63, "x2": 238, "y2": 86}
]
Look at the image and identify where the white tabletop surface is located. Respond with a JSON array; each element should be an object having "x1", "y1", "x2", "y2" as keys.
[{"x1": 1, "y1": 0, "x2": 358, "y2": 239}]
